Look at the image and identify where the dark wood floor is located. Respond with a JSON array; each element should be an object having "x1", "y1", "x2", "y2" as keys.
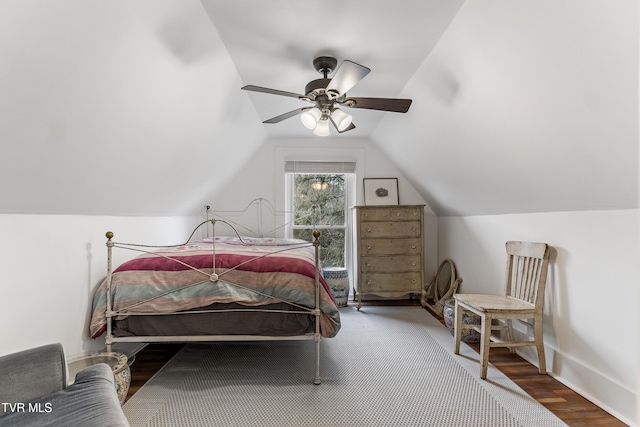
[
  {"x1": 125, "y1": 343, "x2": 184, "y2": 402},
  {"x1": 464, "y1": 344, "x2": 626, "y2": 426},
  {"x1": 124, "y1": 302, "x2": 626, "y2": 426}
]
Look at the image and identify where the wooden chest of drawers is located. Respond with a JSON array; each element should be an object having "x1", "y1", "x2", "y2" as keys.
[{"x1": 355, "y1": 205, "x2": 426, "y2": 310}]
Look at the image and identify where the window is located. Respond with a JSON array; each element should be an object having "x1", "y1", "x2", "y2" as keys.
[
  {"x1": 285, "y1": 162, "x2": 355, "y2": 269},
  {"x1": 292, "y1": 174, "x2": 346, "y2": 267}
]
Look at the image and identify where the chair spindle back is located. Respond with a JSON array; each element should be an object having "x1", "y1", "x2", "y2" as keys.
[{"x1": 504, "y1": 241, "x2": 550, "y2": 308}]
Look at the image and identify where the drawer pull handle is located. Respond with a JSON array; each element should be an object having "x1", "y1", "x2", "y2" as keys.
[
  {"x1": 366, "y1": 245, "x2": 372, "y2": 250},
  {"x1": 412, "y1": 279, "x2": 417, "y2": 284},
  {"x1": 411, "y1": 244, "x2": 416, "y2": 249},
  {"x1": 367, "y1": 280, "x2": 372, "y2": 285},
  {"x1": 366, "y1": 227, "x2": 371, "y2": 232},
  {"x1": 366, "y1": 262, "x2": 372, "y2": 267},
  {"x1": 396, "y1": 212, "x2": 400, "y2": 216},
  {"x1": 412, "y1": 261, "x2": 416, "y2": 266}
]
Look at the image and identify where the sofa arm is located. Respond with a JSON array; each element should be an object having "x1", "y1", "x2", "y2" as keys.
[
  {"x1": 0, "y1": 363, "x2": 129, "y2": 427},
  {"x1": 0, "y1": 343, "x2": 67, "y2": 409}
]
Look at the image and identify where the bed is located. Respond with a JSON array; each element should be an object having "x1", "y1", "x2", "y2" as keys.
[{"x1": 90, "y1": 200, "x2": 341, "y2": 384}]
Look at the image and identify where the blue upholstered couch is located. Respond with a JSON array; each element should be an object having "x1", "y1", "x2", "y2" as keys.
[{"x1": 0, "y1": 343, "x2": 129, "y2": 427}]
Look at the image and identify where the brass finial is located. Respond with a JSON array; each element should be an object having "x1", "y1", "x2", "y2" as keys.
[
  {"x1": 106, "y1": 231, "x2": 114, "y2": 240},
  {"x1": 313, "y1": 230, "x2": 321, "y2": 240}
]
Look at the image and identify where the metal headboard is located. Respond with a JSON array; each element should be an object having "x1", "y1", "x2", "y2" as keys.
[{"x1": 205, "y1": 198, "x2": 316, "y2": 238}]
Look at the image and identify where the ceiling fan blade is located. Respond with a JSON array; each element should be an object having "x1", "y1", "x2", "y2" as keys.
[
  {"x1": 263, "y1": 107, "x2": 312, "y2": 124},
  {"x1": 242, "y1": 85, "x2": 309, "y2": 101},
  {"x1": 342, "y1": 97, "x2": 412, "y2": 113},
  {"x1": 325, "y1": 60, "x2": 371, "y2": 97}
]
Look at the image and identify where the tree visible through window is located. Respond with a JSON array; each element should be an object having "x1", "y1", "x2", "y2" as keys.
[{"x1": 292, "y1": 174, "x2": 346, "y2": 268}]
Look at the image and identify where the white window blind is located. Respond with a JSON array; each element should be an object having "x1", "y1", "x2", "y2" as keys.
[{"x1": 284, "y1": 161, "x2": 356, "y2": 174}]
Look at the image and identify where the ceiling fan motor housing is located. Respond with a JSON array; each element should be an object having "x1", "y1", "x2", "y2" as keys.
[
  {"x1": 305, "y1": 78, "x2": 331, "y2": 97},
  {"x1": 308, "y1": 56, "x2": 341, "y2": 100}
]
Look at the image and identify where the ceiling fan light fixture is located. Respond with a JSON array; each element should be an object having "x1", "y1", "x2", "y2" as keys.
[
  {"x1": 331, "y1": 108, "x2": 352, "y2": 132},
  {"x1": 313, "y1": 118, "x2": 330, "y2": 137},
  {"x1": 301, "y1": 107, "x2": 322, "y2": 130}
]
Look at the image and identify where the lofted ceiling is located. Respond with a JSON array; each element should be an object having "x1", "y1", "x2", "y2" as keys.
[{"x1": 0, "y1": 0, "x2": 637, "y2": 217}]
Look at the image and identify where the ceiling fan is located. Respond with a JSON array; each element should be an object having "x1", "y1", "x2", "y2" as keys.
[{"x1": 241, "y1": 56, "x2": 412, "y2": 136}]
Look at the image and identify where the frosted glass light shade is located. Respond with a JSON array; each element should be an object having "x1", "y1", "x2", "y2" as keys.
[
  {"x1": 331, "y1": 108, "x2": 352, "y2": 131},
  {"x1": 313, "y1": 118, "x2": 330, "y2": 136},
  {"x1": 301, "y1": 107, "x2": 322, "y2": 130}
]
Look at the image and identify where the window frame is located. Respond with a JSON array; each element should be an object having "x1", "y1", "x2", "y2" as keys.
[{"x1": 285, "y1": 171, "x2": 355, "y2": 270}]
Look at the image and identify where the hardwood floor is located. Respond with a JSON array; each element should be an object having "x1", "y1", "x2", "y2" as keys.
[
  {"x1": 125, "y1": 343, "x2": 183, "y2": 403},
  {"x1": 423, "y1": 302, "x2": 627, "y2": 427},
  {"x1": 124, "y1": 302, "x2": 626, "y2": 426},
  {"x1": 466, "y1": 344, "x2": 625, "y2": 426}
]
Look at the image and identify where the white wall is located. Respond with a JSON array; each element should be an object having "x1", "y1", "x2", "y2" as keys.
[
  {"x1": 0, "y1": 214, "x2": 197, "y2": 358},
  {"x1": 206, "y1": 137, "x2": 439, "y2": 286},
  {"x1": 438, "y1": 209, "x2": 639, "y2": 425}
]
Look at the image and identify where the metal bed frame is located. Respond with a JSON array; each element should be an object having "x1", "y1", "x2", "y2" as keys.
[{"x1": 102, "y1": 200, "x2": 326, "y2": 384}]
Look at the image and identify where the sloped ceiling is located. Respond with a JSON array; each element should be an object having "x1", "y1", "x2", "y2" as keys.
[
  {"x1": 0, "y1": 0, "x2": 266, "y2": 216},
  {"x1": 0, "y1": 0, "x2": 637, "y2": 217},
  {"x1": 373, "y1": 0, "x2": 639, "y2": 216}
]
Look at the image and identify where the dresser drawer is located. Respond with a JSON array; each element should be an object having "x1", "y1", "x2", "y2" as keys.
[
  {"x1": 390, "y1": 207, "x2": 423, "y2": 221},
  {"x1": 360, "y1": 255, "x2": 422, "y2": 273},
  {"x1": 360, "y1": 221, "x2": 421, "y2": 238},
  {"x1": 360, "y1": 238, "x2": 422, "y2": 256},
  {"x1": 359, "y1": 206, "x2": 423, "y2": 222},
  {"x1": 359, "y1": 208, "x2": 392, "y2": 221},
  {"x1": 360, "y1": 272, "x2": 422, "y2": 293}
]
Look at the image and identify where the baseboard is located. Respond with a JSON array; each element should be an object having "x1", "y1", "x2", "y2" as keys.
[
  {"x1": 515, "y1": 345, "x2": 636, "y2": 426},
  {"x1": 107, "y1": 342, "x2": 148, "y2": 365}
]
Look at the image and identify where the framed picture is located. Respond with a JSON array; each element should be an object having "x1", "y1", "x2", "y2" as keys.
[{"x1": 363, "y1": 178, "x2": 399, "y2": 206}]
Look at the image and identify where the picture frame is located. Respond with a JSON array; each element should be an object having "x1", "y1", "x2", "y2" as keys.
[{"x1": 363, "y1": 178, "x2": 399, "y2": 206}]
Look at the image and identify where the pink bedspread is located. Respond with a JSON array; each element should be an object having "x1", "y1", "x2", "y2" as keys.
[{"x1": 90, "y1": 237, "x2": 340, "y2": 338}]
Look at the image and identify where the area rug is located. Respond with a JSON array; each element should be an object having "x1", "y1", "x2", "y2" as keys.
[{"x1": 123, "y1": 306, "x2": 567, "y2": 427}]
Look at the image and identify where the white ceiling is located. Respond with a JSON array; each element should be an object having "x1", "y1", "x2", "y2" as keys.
[{"x1": 0, "y1": 0, "x2": 637, "y2": 216}]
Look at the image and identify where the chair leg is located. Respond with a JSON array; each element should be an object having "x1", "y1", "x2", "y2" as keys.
[
  {"x1": 534, "y1": 315, "x2": 546, "y2": 374},
  {"x1": 480, "y1": 314, "x2": 492, "y2": 379},
  {"x1": 454, "y1": 301, "x2": 462, "y2": 355},
  {"x1": 505, "y1": 319, "x2": 516, "y2": 354}
]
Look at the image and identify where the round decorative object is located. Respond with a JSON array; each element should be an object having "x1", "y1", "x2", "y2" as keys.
[
  {"x1": 67, "y1": 351, "x2": 131, "y2": 405},
  {"x1": 375, "y1": 187, "x2": 389, "y2": 198},
  {"x1": 443, "y1": 299, "x2": 481, "y2": 343},
  {"x1": 322, "y1": 267, "x2": 349, "y2": 307}
]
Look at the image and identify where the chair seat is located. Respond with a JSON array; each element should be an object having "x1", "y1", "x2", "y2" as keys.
[{"x1": 454, "y1": 294, "x2": 535, "y2": 314}]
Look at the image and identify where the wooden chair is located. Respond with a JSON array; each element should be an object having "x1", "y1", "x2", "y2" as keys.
[{"x1": 453, "y1": 241, "x2": 551, "y2": 379}]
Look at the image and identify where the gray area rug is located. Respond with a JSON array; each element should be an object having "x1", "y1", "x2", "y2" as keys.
[{"x1": 123, "y1": 306, "x2": 567, "y2": 427}]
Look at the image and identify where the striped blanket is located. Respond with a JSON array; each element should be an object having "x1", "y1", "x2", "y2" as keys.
[{"x1": 90, "y1": 236, "x2": 341, "y2": 338}]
